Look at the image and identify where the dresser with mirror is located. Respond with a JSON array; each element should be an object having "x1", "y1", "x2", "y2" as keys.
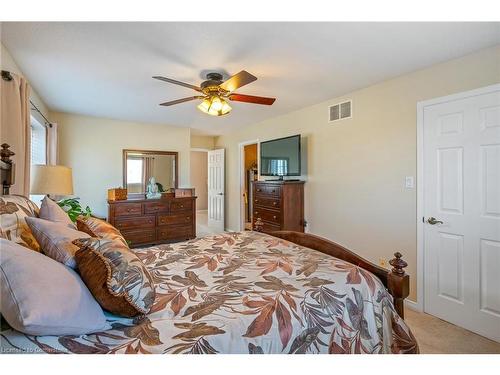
[{"x1": 108, "y1": 149, "x2": 196, "y2": 247}]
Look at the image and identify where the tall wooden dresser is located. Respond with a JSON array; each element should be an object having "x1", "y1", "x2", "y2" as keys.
[
  {"x1": 108, "y1": 196, "x2": 196, "y2": 248},
  {"x1": 252, "y1": 180, "x2": 305, "y2": 233}
]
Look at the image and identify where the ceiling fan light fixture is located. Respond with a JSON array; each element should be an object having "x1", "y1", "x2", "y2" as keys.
[{"x1": 197, "y1": 96, "x2": 232, "y2": 116}]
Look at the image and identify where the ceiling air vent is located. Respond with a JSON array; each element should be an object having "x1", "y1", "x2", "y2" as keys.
[{"x1": 329, "y1": 100, "x2": 352, "y2": 122}]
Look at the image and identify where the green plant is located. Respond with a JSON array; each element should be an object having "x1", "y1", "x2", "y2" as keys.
[
  {"x1": 57, "y1": 197, "x2": 92, "y2": 222},
  {"x1": 156, "y1": 182, "x2": 165, "y2": 192}
]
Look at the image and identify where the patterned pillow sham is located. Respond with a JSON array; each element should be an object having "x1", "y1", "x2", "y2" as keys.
[
  {"x1": 26, "y1": 217, "x2": 91, "y2": 268},
  {"x1": 0, "y1": 195, "x2": 40, "y2": 251},
  {"x1": 76, "y1": 216, "x2": 128, "y2": 247},
  {"x1": 73, "y1": 238, "x2": 155, "y2": 317}
]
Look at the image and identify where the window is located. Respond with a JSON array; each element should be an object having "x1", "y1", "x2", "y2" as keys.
[
  {"x1": 31, "y1": 117, "x2": 46, "y2": 165},
  {"x1": 30, "y1": 117, "x2": 47, "y2": 206},
  {"x1": 127, "y1": 158, "x2": 143, "y2": 184},
  {"x1": 269, "y1": 158, "x2": 288, "y2": 176}
]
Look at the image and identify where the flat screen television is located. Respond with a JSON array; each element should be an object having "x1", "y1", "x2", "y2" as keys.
[{"x1": 260, "y1": 134, "x2": 301, "y2": 178}]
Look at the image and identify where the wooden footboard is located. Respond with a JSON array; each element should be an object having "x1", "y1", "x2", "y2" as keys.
[{"x1": 254, "y1": 221, "x2": 410, "y2": 318}]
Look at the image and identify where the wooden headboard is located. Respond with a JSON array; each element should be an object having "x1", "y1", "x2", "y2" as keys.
[{"x1": 0, "y1": 144, "x2": 15, "y2": 195}]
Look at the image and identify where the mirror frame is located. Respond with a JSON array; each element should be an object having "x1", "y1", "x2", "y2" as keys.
[{"x1": 123, "y1": 149, "x2": 179, "y2": 196}]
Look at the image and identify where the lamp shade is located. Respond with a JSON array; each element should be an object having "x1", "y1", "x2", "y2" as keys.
[{"x1": 30, "y1": 165, "x2": 74, "y2": 195}]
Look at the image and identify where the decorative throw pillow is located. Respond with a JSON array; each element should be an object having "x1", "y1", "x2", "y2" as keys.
[
  {"x1": 0, "y1": 238, "x2": 110, "y2": 336},
  {"x1": 0, "y1": 195, "x2": 41, "y2": 251},
  {"x1": 25, "y1": 217, "x2": 90, "y2": 268},
  {"x1": 39, "y1": 196, "x2": 76, "y2": 229},
  {"x1": 76, "y1": 216, "x2": 128, "y2": 247},
  {"x1": 73, "y1": 238, "x2": 155, "y2": 317}
]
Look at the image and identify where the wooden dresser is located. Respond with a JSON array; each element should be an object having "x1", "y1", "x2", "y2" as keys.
[
  {"x1": 252, "y1": 180, "x2": 305, "y2": 233},
  {"x1": 108, "y1": 197, "x2": 196, "y2": 248}
]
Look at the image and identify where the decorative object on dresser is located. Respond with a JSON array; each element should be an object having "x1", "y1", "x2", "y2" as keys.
[
  {"x1": 107, "y1": 187, "x2": 127, "y2": 201},
  {"x1": 108, "y1": 196, "x2": 196, "y2": 248},
  {"x1": 174, "y1": 188, "x2": 195, "y2": 197},
  {"x1": 252, "y1": 180, "x2": 305, "y2": 233}
]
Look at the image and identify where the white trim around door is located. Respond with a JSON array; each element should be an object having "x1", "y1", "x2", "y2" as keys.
[
  {"x1": 238, "y1": 139, "x2": 260, "y2": 232},
  {"x1": 416, "y1": 83, "x2": 500, "y2": 314}
]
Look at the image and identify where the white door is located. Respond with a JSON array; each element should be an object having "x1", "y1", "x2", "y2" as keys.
[
  {"x1": 208, "y1": 149, "x2": 225, "y2": 232},
  {"x1": 423, "y1": 86, "x2": 500, "y2": 342}
]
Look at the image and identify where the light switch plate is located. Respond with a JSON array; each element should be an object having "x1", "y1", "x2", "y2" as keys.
[{"x1": 405, "y1": 176, "x2": 414, "y2": 189}]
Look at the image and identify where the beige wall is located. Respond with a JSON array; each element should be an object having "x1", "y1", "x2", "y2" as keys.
[
  {"x1": 1, "y1": 42, "x2": 50, "y2": 124},
  {"x1": 190, "y1": 151, "x2": 208, "y2": 210},
  {"x1": 191, "y1": 134, "x2": 216, "y2": 149},
  {"x1": 53, "y1": 112, "x2": 191, "y2": 218},
  {"x1": 216, "y1": 46, "x2": 500, "y2": 301}
]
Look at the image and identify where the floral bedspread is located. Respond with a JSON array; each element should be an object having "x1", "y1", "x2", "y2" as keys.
[{"x1": 0, "y1": 231, "x2": 418, "y2": 354}]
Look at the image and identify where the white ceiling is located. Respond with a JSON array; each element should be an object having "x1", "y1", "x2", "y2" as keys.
[{"x1": 2, "y1": 22, "x2": 499, "y2": 135}]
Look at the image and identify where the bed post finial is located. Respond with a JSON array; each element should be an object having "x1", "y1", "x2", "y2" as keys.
[
  {"x1": 1, "y1": 143, "x2": 14, "y2": 163},
  {"x1": 388, "y1": 251, "x2": 410, "y2": 319},
  {"x1": 254, "y1": 218, "x2": 264, "y2": 232},
  {"x1": 389, "y1": 251, "x2": 407, "y2": 276}
]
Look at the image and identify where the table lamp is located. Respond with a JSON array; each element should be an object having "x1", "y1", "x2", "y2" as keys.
[{"x1": 30, "y1": 165, "x2": 74, "y2": 198}]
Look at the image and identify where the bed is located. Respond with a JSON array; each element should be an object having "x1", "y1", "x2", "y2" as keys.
[{"x1": 0, "y1": 144, "x2": 418, "y2": 354}]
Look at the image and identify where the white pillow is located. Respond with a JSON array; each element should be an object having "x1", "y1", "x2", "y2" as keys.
[{"x1": 0, "y1": 238, "x2": 110, "y2": 336}]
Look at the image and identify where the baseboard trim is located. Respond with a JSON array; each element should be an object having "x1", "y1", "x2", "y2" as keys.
[{"x1": 405, "y1": 299, "x2": 422, "y2": 312}]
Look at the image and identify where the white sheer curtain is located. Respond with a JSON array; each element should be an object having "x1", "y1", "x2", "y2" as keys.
[{"x1": 46, "y1": 122, "x2": 58, "y2": 165}]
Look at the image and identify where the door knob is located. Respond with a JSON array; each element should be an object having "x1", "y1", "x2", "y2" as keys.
[
  {"x1": 217, "y1": 193, "x2": 224, "y2": 196},
  {"x1": 427, "y1": 217, "x2": 443, "y2": 225}
]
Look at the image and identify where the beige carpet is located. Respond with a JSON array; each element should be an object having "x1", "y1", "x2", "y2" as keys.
[
  {"x1": 196, "y1": 210, "x2": 223, "y2": 237},
  {"x1": 404, "y1": 309, "x2": 500, "y2": 354}
]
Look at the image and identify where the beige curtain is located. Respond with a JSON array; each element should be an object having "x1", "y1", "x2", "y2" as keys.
[
  {"x1": 0, "y1": 73, "x2": 31, "y2": 196},
  {"x1": 46, "y1": 122, "x2": 58, "y2": 165},
  {"x1": 142, "y1": 156, "x2": 155, "y2": 191}
]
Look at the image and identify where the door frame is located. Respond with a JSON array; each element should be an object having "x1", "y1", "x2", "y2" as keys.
[
  {"x1": 238, "y1": 139, "x2": 260, "y2": 232},
  {"x1": 416, "y1": 83, "x2": 500, "y2": 313}
]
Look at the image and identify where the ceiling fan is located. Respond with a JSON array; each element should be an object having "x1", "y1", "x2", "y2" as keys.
[{"x1": 153, "y1": 70, "x2": 276, "y2": 117}]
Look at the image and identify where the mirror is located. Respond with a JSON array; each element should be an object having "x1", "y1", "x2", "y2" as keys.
[{"x1": 123, "y1": 149, "x2": 178, "y2": 196}]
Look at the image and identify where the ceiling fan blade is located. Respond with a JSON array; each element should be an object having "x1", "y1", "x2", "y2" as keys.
[
  {"x1": 219, "y1": 70, "x2": 257, "y2": 92},
  {"x1": 228, "y1": 93, "x2": 276, "y2": 105},
  {"x1": 153, "y1": 76, "x2": 203, "y2": 92},
  {"x1": 159, "y1": 96, "x2": 204, "y2": 106}
]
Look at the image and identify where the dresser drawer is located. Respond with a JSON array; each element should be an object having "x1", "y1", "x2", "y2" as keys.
[
  {"x1": 157, "y1": 226, "x2": 193, "y2": 241},
  {"x1": 170, "y1": 199, "x2": 193, "y2": 212},
  {"x1": 253, "y1": 207, "x2": 281, "y2": 225},
  {"x1": 114, "y1": 215, "x2": 155, "y2": 231},
  {"x1": 122, "y1": 229, "x2": 156, "y2": 247},
  {"x1": 114, "y1": 203, "x2": 142, "y2": 217},
  {"x1": 158, "y1": 213, "x2": 193, "y2": 226},
  {"x1": 254, "y1": 184, "x2": 281, "y2": 197},
  {"x1": 144, "y1": 201, "x2": 169, "y2": 214},
  {"x1": 253, "y1": 196, "x2": 280, "y2": 209}
]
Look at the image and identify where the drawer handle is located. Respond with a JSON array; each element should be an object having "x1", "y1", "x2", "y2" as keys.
[
  {"x1": 272, "y1": 189, "x2": 276, "y2": 193},
  {"x1": 126, "y1": 208, "x2": 131, "y2": 212},
  {"x1": 273, "y1": 215, "x2": 277, "y2": 220},
  {"x1": 186, "y1": 217, "x2": 190, "y2": 220},
  {"x1": 257, "y1": 188, "x2": 261, "y2": 192},
  {"x1": 255, "y1": 199, "x2": 258, "y2": 203},
  {"x1": 273, "y1": 201, "x2": 277, "y2": 206}
]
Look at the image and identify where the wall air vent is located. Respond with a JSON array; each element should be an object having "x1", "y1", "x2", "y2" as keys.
[{"x1": 329, "y1": 100, "x2": 352, "y2": 122}]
